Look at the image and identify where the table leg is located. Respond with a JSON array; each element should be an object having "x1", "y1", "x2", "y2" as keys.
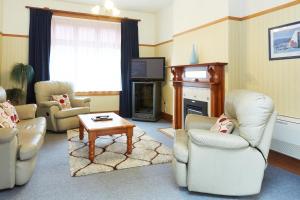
[
  {"x1": 127, "y1": 128, "x2": 133, "y2": 154},
  {"x1": 89, "y1": 132, "x2": 96, "y2": 162},
  {"x1": 79, "y1": 121, "x2": 84, "y2": 140}
]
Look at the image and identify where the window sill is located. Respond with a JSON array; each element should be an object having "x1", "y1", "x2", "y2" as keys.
[{"x1": 75, "y1": 91, "x2": 120, "y2": 96}]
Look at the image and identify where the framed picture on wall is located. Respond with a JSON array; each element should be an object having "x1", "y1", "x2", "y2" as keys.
[{"x1": 269, "y1": 21, "x2": 300, "y2": 60}]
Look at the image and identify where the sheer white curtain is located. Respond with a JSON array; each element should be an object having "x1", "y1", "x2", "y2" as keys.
[{"x1": 50, "y1": 16, "x2": 121, "y2": 91}]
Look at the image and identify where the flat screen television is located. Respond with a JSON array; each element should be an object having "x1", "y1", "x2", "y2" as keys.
[{"x1": 130, "y1": 57, "x2": 165, "y2": 81}]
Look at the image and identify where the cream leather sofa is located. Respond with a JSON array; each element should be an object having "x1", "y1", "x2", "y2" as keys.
[
  {"x1": 0, "y1": 87, "x2": 46, "y2": 190},
  {"x1": 35, "y1": 81, "x2": 91, "y2": 132},
  {"x1": 173, "y1": 90, "x2": 277, "y2": 196}
]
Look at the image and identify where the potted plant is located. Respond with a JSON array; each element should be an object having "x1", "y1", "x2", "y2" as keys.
[{"x1": 7, "y1": 63, "x2": 34, "y2": 105}]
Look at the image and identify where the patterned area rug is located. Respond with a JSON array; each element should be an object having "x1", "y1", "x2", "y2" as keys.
[
  {"x1": 159, "y1": 128, "x2": 175, "y2": 138},
  {"x1": 67, "y1": 127, "x2": 173, "y2": 177}
]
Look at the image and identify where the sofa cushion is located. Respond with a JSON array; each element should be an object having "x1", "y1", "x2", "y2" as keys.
[
  {"x1": 54, "y1": 107, "x2": 89, "y2": 119},
  {"x1": 210, "y1": 114, "x2": 234, "y2": 134},
  {"x1": 173, "y1": 129, "x2": 189, "y2": 163},
  {"x1": 17, "y1": 117, "x2": 46, "y2": 152},
  {"x1": 15, "y1": 104, "x2": 37, "y2": 120},
  {"x1": 0, "y1": 101, "x2": 20, "y2": 123},
  {"x1": 51, "y1": 94, "x2": 72, "y2": 109},
  {"x1": 0, "y1": 107, "x2": 16, "y2": 128}
]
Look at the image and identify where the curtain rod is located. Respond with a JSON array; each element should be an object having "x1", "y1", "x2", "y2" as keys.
[{"x1": 25, "y1": 6, "x2": 141, "y2": 22}]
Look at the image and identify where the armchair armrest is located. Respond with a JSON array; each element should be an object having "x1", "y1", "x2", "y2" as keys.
[
  {"x1": 38, "y1": 101, "x2": 62, "y2": 109},
  {"x1": 15, "y1": 104, "x2": 37, "y2": 120},
  {"x1": 70, "y1": 97, "x2": 91, "y2": 107},
  {"x1": 0, "y1": 128, "x2": 18, "y2": 144},
  {"x1": 189, "y1": 129, "x2": 249, "y2": 149},
  {"x1": 185, "y1": 114, "x2": 218, "y2": 130},
  {"x1": 18, "y1": 134, "x2": 42, "y2": 161}
]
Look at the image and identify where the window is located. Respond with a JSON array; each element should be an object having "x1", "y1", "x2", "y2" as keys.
[{"x1": 50, "y1": 16, "x2": 121, "y2": 92}]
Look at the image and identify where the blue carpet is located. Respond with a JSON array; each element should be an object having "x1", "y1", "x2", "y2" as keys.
[{"x1": 0, "y1": 119, "x2": 299, "y2": 200}]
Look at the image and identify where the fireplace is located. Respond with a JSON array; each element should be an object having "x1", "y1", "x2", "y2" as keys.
[
  {"x1": 183, "y1": 98, "x2": 208, "y2": 124},
  {"x1": 168, "y1": 62, "x2": 227, "y2": 129}
]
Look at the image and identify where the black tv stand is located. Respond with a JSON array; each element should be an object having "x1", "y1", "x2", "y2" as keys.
[{"x1": 132, "y1": 81, "x2": 161, "y2": 121}]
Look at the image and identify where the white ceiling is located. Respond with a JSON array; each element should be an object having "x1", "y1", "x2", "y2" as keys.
[{"x1": 59, "y1": 0, "x2": 173, "y2": 13}]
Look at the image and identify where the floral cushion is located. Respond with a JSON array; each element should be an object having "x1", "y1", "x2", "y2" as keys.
[
  {"x1": 51, "y1": 94, "x2": 72, "y2": 109},
  {"x1": 0, "y1": 101, "x2": 20, "y2": 123},
  {"x1": 210, "y1": 114, "x2": 234, "y2": 134},
  {"x1": 0, "y1": 107, "x2": 16, "y2": 128}
]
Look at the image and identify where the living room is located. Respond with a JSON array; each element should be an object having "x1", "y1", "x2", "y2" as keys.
[{"x1": 0, "y1": 0, "x2": 299, "y2": 199}]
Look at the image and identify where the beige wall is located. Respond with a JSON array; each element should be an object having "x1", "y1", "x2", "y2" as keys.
[
  {"x1": 171, "y1": 22, "x2": 228, "y2": 65},
  {"x1": 0, "y1": 0, "x2": 3, "y2": 32},
  {"x1": 0, "y1": 37, "x2": 29, "y2": 89},
  {"x1": 0, "y1": 35, "x2": 2, "y2": 84},
  {"x1": 172, "y1": 0, "x2": 229, "y2": 34},
  {"x1": 227, "y1": 20, "x2": 242, "y2": 92},
  {"x1": 155, "y1": 0, "x2": 300, "y2": 118},
  {"x1": 156, "y1": 4, "x2": 173, "y2": 43},
  {"x1": 155, "y1": 42, "x2": 173, "y2": 114},
  {"x1": 239, "y1": 4, "x2": 300, "y2": 118},
  {"x1": 139, "y1": 46, "x2": 155, "y2": 57},
  {"x1": 0, "y1": 0, "x2": 3, "y2": 84}
]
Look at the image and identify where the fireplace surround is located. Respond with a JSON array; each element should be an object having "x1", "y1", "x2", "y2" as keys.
[{"x1": 168, "y1": 62, "x2": 227, "y2": 129}]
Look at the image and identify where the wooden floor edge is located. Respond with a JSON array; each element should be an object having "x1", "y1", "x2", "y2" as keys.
[
  {"x1": 268, "y1": 150, "x2": 300, "y2": 176},
  {"x1": 161, "y1": 112, "x2": 173, "y2": 123}
]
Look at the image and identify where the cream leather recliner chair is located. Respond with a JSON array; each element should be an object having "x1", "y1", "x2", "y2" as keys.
[
  {"x1": 173, "y1": 90, "x2": 277, "y2": 196},
  {"x1": 35, "y1": 81, "x2": 91, "y2": 132},
  {"x1": 0, "y1": 87, "x2": 46, "y2": 189}
]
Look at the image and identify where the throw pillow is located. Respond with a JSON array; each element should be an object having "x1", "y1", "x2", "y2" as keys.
[
  {"x1": 210, "y1": 114, "x2": 234, "y2": 134},
  {"x1": 51, "y1": 94, "x2": 72, "y2": 109},
  {"x1": 0, "y1": 101, "x2": 20, "y2": 123},
  {"x1": 0, "y1": 107, "x2": 16, "y2": 128}
]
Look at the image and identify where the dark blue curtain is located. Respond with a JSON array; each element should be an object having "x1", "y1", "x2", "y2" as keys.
[
  {"x1": 119, "y1": 19, "x2": 139, "y2": 118},
  {"x1": 27, "y1": 8, "x2": 52, "y2": 103}
]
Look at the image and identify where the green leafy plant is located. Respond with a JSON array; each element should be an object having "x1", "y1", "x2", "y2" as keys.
[
  {"x1": 9, "y1": 63, "x2": 34, "y2": 104},
  {"x1": 11, "y1": 63, "x2": 34, "y2": 91}
]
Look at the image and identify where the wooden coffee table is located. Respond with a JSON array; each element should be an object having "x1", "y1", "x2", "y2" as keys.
[{"x1": 78, "y1": 112, "x2": 135, "y2": 162}]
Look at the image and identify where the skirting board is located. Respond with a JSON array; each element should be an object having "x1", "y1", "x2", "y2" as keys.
[
  {"x1": 271, "y1": 139, "x2": 300, "y2": 160},
  {"x1": 161, "y1": 112, "x2": 173, "y2": 122},
  {"x1": 272, "y1": 116, "x2": 300, "y2": 160}
]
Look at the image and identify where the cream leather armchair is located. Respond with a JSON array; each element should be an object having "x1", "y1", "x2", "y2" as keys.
[
  {"x1": 0, "y1": 87, "x2": 46, "y2": 189},
  {"x1": 173, "y1": 90, "x2": 277, "y2": 196},
  {"x1": 35, "y1": 81, "x2": 91, "y2": 132}
]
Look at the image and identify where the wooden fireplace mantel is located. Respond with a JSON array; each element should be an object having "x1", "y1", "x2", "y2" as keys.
[{"x1": 168, "y1": 62, "x2": 227, "y2": 129}]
